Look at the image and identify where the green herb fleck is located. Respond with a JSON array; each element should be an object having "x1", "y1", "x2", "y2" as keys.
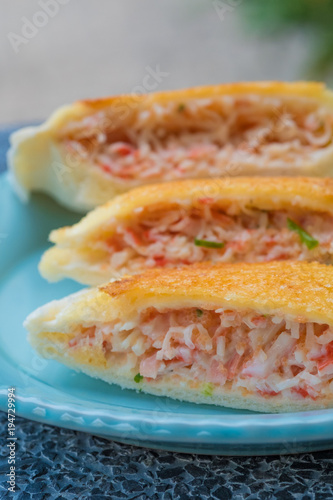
[
  {"x1": 202, "y1": 383, "x2": 214, "y2": 397},
  {"x1": 194, "y1": 238, "x2": 224, "y2": 249},
  {"x1": 134, "y1": 373, "x2": 144, "y2": 383},
  {"x1": 287, "y1": 218, "x2": 319, "y2": 250},
  {"x1": 178, "y1": 103, "x2": 186, "y2": 112},
  {"x1": 196, "y1": 309, "x2": 203, "y2": 318}
]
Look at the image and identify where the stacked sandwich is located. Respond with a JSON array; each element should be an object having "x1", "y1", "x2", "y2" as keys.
[{"x1": 9, "y1": 82, "x2": 333, "y2": 412}]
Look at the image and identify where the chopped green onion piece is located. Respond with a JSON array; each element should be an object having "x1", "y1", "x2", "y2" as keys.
[
  {"x1": 287, "y1": 218, "x2": 319, "y2": 250},
  {"x1": 178, "y1": 103, "x2": 186, "y2": 112},
  {"x1": 196, "y1": 309, "x2": 203, "y2": 317},
  {"x1": 194, "y1": 238, "x2": 224, "y2": 249},
  {"x1": 134, "y1": 373, "x2": 144, "y2": 383},
  {"x1": 202, "y1": 383, "x2": 214, "y2": 397}
]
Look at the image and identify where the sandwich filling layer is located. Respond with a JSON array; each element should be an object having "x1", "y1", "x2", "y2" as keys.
[
  {"x1": 59, "y1": 95, "x2": 333, "y2": 184},
  {"x1": 84, "y1": 204, "x2": 333, "y2": 276},
  {"x1": 58, "y1": 307, "x2": 333, "y2": 402}
]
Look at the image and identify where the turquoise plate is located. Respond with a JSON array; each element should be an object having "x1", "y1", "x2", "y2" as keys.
[{"x1": 1, "y1": 172, "x2": 333, "y2": 456}]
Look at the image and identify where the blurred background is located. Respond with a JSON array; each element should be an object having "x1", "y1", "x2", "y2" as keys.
[{"x1": 2, "y1": 0, "x2": 333, "y2": 125}]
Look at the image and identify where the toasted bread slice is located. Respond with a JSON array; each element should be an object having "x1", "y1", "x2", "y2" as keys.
[
  {"x1": 40, "y1": 177, "x2": 333, "y2": 285},
  {"x1": 9, "y1": 81, "x2": 333, "y2": 211},
  {"x1": 25, "y1": 261, "x2": 333, "y2": 413}
]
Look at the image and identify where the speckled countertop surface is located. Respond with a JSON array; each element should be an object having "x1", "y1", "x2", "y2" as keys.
[
  {"x1": 1, "y1": 127, "x2": 333, "y2": 499},
  {"x1": 1, "y1": 412, "x2": 333, "y2": 499}
]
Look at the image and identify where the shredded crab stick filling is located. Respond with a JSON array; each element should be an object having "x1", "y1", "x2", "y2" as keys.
[
  {"x1": 67, "y1": 307, "x2": 333, "y2": 401},
  {"x1": 59, "y1": 95, "x2": 333, "y2": 184},
  {"x1": 87, "y1": 204, "x2": 331, "y2": 276}
]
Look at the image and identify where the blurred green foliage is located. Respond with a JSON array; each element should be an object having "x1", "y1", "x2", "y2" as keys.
[{"x1": 241, "y1": 0, "x2": 333, "y2": 79}]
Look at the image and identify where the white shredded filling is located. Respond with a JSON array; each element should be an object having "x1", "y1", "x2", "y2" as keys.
[
  {"x1": 68, "y1": 308, "x2": 333, "y2": 401},
  {"x1": 60, "y1": 95, "x2": 333, "y2": 184},
  {"x1": 92, "y1": 206, "x2": 333, "y2": 276}
]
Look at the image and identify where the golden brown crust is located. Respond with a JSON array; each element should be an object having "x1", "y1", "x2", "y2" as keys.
[
  {"x1": 53, "y1": 81, "x2": 333, "y2": 136},
  {"x1": 100, "y1": 261, "x2": 333, "y2": 325},
  {"x1": 48, "y1": 176, "x2": 333, "y2": 246},
  {"x1": 31, "y1": 261, "x2": 333, "y2": 335},
  {"x1": 78, "y1": 81, "x2": 333, "y2": 110}
]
